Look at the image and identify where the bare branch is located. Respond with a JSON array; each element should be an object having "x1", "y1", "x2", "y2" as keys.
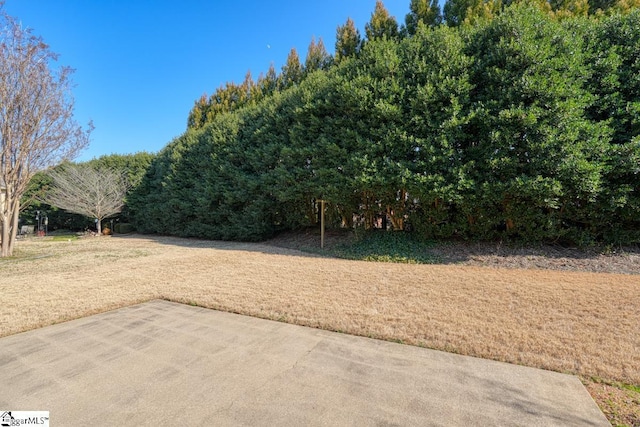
[
  {"x1": 0, "y1": 6, "x2": 91, "y2": 256},
  {"x1": 42, "y1": 164, "x2": 129, "y2": 235}
]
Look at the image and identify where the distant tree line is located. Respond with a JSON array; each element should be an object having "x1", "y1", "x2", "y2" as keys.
[{"x1": 121, "y1": 1, "x2": 640, "y2": 245}]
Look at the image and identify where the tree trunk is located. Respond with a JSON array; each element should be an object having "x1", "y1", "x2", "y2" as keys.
[
  {"x1": 8, "y1": 200, "x2": 19, "y2": 255},
  {"x1": 1, "y1": 197, "x2": 19, "y2": 257},
  {"x1": 388, "y1": 205, "x2": 405, "y2": 231},
  {"x1": 308, "y1": 198, "x2": 317, "y2": 226},
  {"x1": 0, "y1": 217, "x2": 9, "y2": 257},
  {"x1": 387, "y1": 189, "x2": 407, "y2": 231},
  {"x1": 96, "y1": 219, "x2": 102, "y2": 235}
]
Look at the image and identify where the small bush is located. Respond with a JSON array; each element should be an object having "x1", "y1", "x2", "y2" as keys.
[{"x1": 330, "y1": 231, "x2": 438, "y2": 264}]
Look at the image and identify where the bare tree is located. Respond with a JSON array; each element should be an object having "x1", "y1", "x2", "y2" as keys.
[
  {"x1": 0, "y1": 6, "x2": 91, "y2": 256},
  {"x1": 43, "y1": 164, "x2": 129, "y2": 235}
]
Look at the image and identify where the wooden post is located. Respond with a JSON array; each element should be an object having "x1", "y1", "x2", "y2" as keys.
[{"x1": 319, "y1": 199, "x2": 325, "y2": 249}]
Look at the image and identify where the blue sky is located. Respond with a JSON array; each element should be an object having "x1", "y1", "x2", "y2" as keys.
[{"x1": 4, "y1": 1, "x2": 413, "y2": 162}]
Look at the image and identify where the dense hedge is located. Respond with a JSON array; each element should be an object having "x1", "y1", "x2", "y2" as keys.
[{"x1": 129, "y1": 6, "x2": 640, "y2": 245}]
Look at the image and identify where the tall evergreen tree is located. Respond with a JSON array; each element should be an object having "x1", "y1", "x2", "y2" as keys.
[
  {"x1": 280, "y1": 48, "x2": 303, "y2": 88},
  {"x1": 187, "y1": 73, "x2": 258, "y2": 130},
  {"x1": 187, "y1": 94, "x2": 208, "y2": 130},
  {"x1": 550, "y1": 0, "x2": 590, "y2": 17},
  {"x1": 335, "y1": 17, "x2": 362, "y2": 62},
  {"x1": 585, "y1": 10, "x2": 640, "y2": 145},
  {"x1": 241, "y1": 70, "x2": 256, "y2": 100},
  {"x1": 443, "y1": 0, "x2": 481, "y2": 26},
  {"x1": 462, "y1": 4, "x2": 609, "y2": 240},
  {"x1": 304, "y1": 37, "x2": 332, "y2": 74},
  {"x1": 405, "y1": 0, "x2": 442, "y2": 34},
  {"x1": 136, "y1": 3, "x2": 640, "y2": 246},
  {"x1": 613, "y1": 0, "x2": 640, "y2": 12},
  {"x1": 588, "y1": 0, "x2": 616, "y2": 12},
  {"x1": 398, "y1": 24, "x2": 472, "y2": 237},
  {"x1": 463, "y1": 0, "x2": 504, "y2": 25},
  {"x1": 365, "y1": 1, "x2": 399, "y2": 41},
  {"x1": 257, "y1": 63, "x2": 279, "y2": 97}
]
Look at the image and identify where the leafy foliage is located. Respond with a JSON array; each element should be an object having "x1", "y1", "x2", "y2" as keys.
[
  {"x1": 365, "y1": 0, "x2": 400, "y2": 40},
  {"x1": 335, "y1": 17, "x2": 362, "y2": 63},
  {"x1": 304, "y1": 37, "x2": 333, "y2": 75},
  {"x1": 280, "y1": 48, "x2": 304, "y2": 89},
  {"x1": 129, "y1": 2, "x2": 640, "y2": 246},
  {"x1": 331, "y1": 231, "x2": 438, "y2": 263},
  {"x1": 405, "y1": 0, "x2": 443, "y2": 33}
]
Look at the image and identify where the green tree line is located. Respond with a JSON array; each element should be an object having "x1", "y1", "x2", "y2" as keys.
[{"x1": 127, "y1": 2, "x2": 640, "y2": 245}]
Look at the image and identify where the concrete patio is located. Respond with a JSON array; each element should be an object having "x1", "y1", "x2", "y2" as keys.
[{"x1": 0, "y1": 300, "x2": 609, "y2": 426}]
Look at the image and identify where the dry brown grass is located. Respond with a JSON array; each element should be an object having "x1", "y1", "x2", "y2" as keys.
[{"x1": 1, "y1": 234, "x2": 638, "y2": 422}]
